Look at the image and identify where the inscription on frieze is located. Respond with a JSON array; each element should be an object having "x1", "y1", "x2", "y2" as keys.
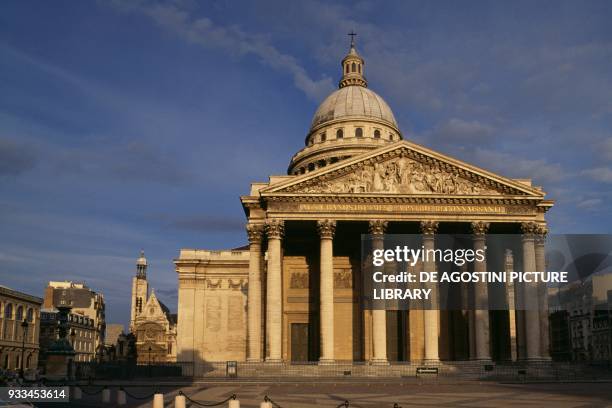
[{"x1": 269, "y1": 202, "x2": 534, "y2": 215}]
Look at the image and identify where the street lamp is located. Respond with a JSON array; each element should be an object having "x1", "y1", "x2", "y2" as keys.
[{"x1": 20, "y1": 319, "x2": 29, "y2": 380}]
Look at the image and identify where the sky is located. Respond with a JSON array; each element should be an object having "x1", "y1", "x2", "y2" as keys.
[{"x1": 1, "y1": 0, "x2": 611, "y2": 327}]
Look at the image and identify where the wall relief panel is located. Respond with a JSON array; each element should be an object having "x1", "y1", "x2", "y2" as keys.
[{"x1": 289, "y1": 271, "x2": 309, "y2": 289}]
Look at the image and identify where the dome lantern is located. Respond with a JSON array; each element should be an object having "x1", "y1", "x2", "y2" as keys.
[{"x1": 339, "y1": 32, "x2": 367, "y2": 88}]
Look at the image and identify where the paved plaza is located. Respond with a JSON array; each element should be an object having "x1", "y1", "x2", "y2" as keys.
[
  {"x1": 166, "y1": 382, "x2": 612, "y2": 408},
  {"x1": 32, "y1": 380, "x2": 610, "y2": 408}
]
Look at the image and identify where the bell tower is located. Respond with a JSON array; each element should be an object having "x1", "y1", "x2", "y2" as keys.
[{"x1": 130, "y1": 250, "x2": 149, "y2": 333}]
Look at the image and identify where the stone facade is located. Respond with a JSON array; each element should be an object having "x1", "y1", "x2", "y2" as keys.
[
  {"x1": 176, "y1": 41, "x2": 554, "y2": 367},
  {"x1": 0, "y1": 286, "x2": 42, "y2": 372},
  {"x1": 175, "y1": 249, "x2": 249, "y2": 362}
]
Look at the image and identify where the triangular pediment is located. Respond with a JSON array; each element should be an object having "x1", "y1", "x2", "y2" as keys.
[{"x1": 262, "y1": 141, "x2": 544, "y2": 197}]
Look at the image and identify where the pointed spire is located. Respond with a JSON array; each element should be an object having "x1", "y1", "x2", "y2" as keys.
[{"x1": 339, "y1": 33, "x2": 367, "y2": 88}]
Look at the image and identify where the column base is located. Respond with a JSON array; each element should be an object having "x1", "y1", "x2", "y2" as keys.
[
  {"x1": 369, "y1": 358, "x2": 389, "y2": 366},
  {"x1": 470, "y1": 358, "x2": 493, "y2": 363},
  {"x1": 422, "y1": 359, "x2": 440, "y2": 365},
  {"x1": 247, "y1": 358, "x2": 263, "y2": 363},
  {"x1": 523, "y1": 357, "x2": 549, "y2": 362},
  {"x1": 318, "y1": 359, "x2": 335, "y2": 365},
  {"x1": 264, "y1": 358, "x2": 283, "y2": 364}
]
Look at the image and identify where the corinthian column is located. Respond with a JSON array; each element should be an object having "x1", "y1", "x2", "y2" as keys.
[
  {"x1": 505, "y1": 249, "x2": 518, "y2": 361},
  {"x1": 369, "y1": 220, "x2": 388, "y2": 365},
  {"x1": 421, "y1": 220, "x2": 440, "y2": 363},
  {"x1": 246, "y1": 223, "x2": 264, "y2": 362},
  {"x1": 317, "y1": 219, "x2": 336, "y2": 364},
  {"x1": 265, "y1": 219, "x2": 284, "y2": 362},
  {"x1": 471, "y1": 221, "x2": 491, "y2": 361},
  {"x1": 535, "y1": 225, "x2": 551, "y2": 360},
  {"x1": 521, "y1": 222, "x2": 541, "y2": 361}
]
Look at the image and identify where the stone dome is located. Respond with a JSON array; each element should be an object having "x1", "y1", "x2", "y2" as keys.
[
  {"x1": 310, "y1": 86, "x2": 398, "y2": 133},
  {"x1": 288, "y1": 38, "x2": 402, "y2": 176}
]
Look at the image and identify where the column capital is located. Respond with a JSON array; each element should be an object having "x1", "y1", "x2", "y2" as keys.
[
  {"x1": 471, "y1": 221, "x2": 490, "y2": 236},
  {"x1": 246, "y1": 223, "x2": 264, "y2": 244},
  {"x1": 265, "y1": 219, "x2": 285, "y2": 239},
  {"x1": 535, "y1": 224, "x2": 548, "y2": 244},
  {"x1": 420, "y1": 220, "x2": 439, "y2": 235},
  {"x1": 368, "y1": 220, "x2": 388, "y2": 235},
  {"x1": 316, "y1": 219, "x2": 336, "y2": 239},
  {"x1": 520, "y1": 221, "x2": 538, "y2": 237}
]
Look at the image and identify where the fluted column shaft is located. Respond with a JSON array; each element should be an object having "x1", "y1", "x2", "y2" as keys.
[
  {"x1": 265, "y1": 220, "x2": 284, "y2": 362},
  {"x1": 246, "y1": 223, "x2": 264, "y2": 362},
  {"x1": 369, "y1": 220, "x2": 388, "y2": 364},
  {"x1": 521, "y1": 222, "x2": 541, "y2": 360},
  {"x1": 472, "y1": 221, "x2": 491, "y2": 361},
  {"x1": 421, "y1": 220, "x2": 439, "y2": 363},
  {"x1": 535, "y1": 225, "x2": 551, "y2": 360},
  {"x1": 505, "y1": 249, "x2": 518, "y2": 361},
  {"x1": 318, "y1": 219, "x2": 336, "y2": 364}
]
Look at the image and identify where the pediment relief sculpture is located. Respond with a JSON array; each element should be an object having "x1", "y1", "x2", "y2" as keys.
[{"x1": 291, "y1": 154, "x2": 501, "y2": 195}]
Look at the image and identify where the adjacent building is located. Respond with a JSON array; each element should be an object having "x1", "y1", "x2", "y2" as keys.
[
  {"x1": 548, "y1": 273, "x2": 612, "y2": 361},
  {"x1": 43, "y1": 281, "x2": 106, "y2": 360},
  {"x1": 130, "y1": 251, "x2": 177, "y2": 363},
  {"x1": 39, "y1": 308, "x2": 96, "y2": 363},
  {"x1": 104, "y1": 324, "x2": 135, "y2": 362},
  {"x1": 105, "y1": 324, "x2": 125, "y2": 348},
  {"x1": 0, "y1": 286, "x2": 42, "y2": 372}
]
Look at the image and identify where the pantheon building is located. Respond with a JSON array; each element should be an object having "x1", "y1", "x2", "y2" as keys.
[{"x1": 175, "y1": 41, "x2": 553, "y2": 369}]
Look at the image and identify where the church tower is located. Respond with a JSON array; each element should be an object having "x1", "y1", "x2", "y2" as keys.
[{"x1": 130, "y1": 250, "x2": 149, "y2": 333}]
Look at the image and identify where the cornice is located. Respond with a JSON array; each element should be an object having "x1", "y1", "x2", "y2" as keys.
[{"x1": 262, "y1": 194, "x2": 542, "y2": 206}]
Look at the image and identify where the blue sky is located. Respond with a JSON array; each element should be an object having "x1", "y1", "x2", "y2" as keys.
[{"x1": 1, "y1": 0, "x2": 611, "y2": 327}]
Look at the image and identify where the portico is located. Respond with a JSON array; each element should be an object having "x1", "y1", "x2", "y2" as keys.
[{"x1": 241, "y1": 137, "x2": 552, "y2": 364}]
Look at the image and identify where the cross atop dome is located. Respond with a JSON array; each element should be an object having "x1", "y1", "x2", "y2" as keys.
[
  {"x1": 348, "y1": 30, "x2": 357, "y2": 48},
  {"x1": 339, "y1": 33, "x2": 367, "y2": 88}
]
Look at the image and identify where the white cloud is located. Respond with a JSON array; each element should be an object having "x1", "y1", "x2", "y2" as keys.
[
  {"x1": 429, "y1": 118, "x2": 496, "y2": 144},
  {"x1": 576, "y1": 198, "x2": 603, "y2": 210},
  {"x1": 582, "y1": 167, "x2": 612, "y2": 183},
  {"x1": 470, "y1": 148, "x2": 566, "y2": 184},
  {"x1": 110, "y1": 0, "x2": 333, "y2": 101}
]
